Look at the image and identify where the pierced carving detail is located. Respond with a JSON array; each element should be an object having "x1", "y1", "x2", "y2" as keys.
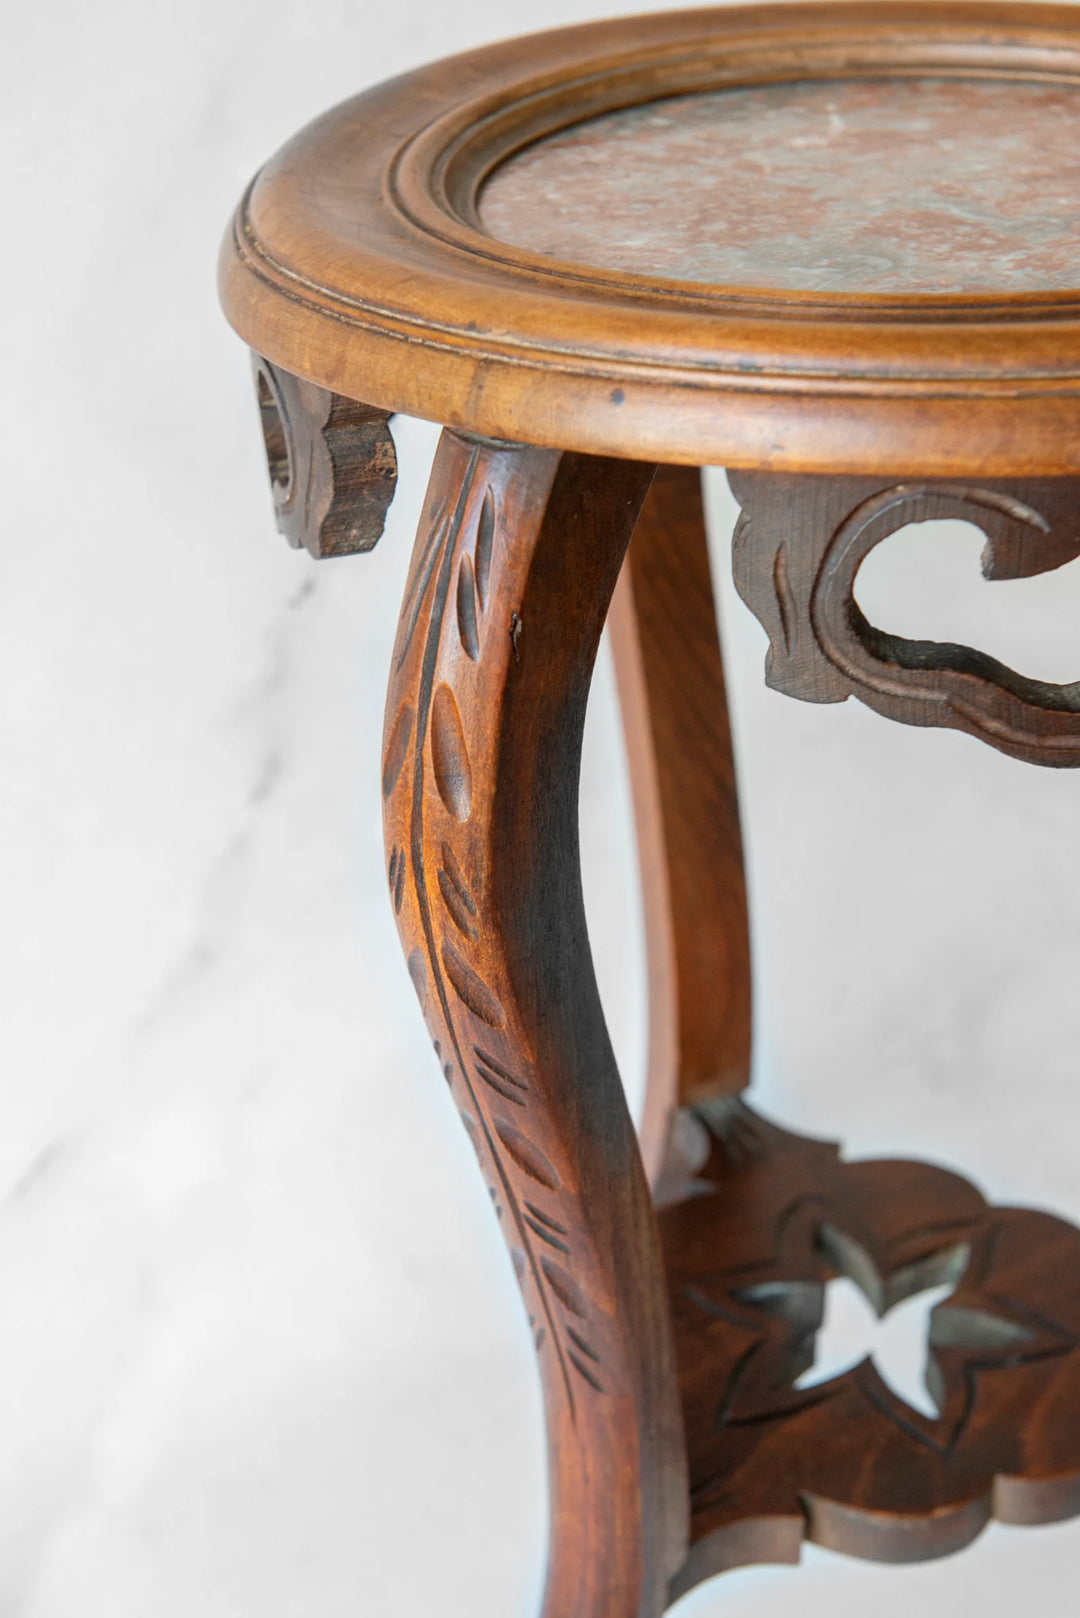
[
  {"x1": 381, "y1": 435, "x2": 609, "y2": 1418},
  {"x1": 251, "y1": 354, "x2": 396, "y2": 558},
  {"x1": 663, "y1": 1100, "x2": 1080, "y2": 1599},
  {"x1": 729, "y1": 471, "x2": 1080, "y2": 767}
]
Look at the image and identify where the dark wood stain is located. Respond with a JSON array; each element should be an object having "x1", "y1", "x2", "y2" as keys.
[
  {"x1": 730, "y1": 469, "x2": 1080, "y2": 766},
  {"x1": 663, "y1": 1099, "x2": 1080, "y2": 1599}
]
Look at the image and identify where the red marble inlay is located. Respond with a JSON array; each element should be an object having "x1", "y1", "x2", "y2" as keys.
[{"x1": 478, "y1": 77, "x2": 1080, "y2": 295}]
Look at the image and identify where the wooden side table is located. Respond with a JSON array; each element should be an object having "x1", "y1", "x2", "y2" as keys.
[{"x1": 219, "y1": 6, "x2": 1080, "y2": 1612}]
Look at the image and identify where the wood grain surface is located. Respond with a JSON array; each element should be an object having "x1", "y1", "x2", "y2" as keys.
[
  {"x1": 729, "y1": 468, "x2": 1080, "y2": 765},
  {"x1": 381, "y1": 432, "x2": 688, "y2": 1618},
  {"x1": 221, "y1": 7, "x2": 1080, "y2": 1597},
  {"x1": 251, "y1": 356, "x2": 396, "y2": 557},
  {"x1": 237, "y1": 355, "x2": 1080, "y2": 1608},
  {"x1": 609, "y1": 466, "x2": 752, "y2": 1186},
  {"x1": 663, "y1": 1099, "x2": 1080, "y2": 1601},
  {"x1": 220, "y1": 3, "x2": 1080, "y2": 475}
]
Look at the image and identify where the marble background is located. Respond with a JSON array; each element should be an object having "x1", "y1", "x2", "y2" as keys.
[{"x1": 5, "y1": 0, "x2": 1080, "y2": 1613}]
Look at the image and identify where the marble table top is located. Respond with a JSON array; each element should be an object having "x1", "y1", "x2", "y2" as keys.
[{"x1": 481, "y1": 76, "x2": 1080, "y2": 294}]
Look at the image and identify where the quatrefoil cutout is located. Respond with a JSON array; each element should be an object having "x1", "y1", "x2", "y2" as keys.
[
  {"x1": 792, "y1": 1270, "x2": 958, "y2": 1419},
  {"x1": 660, "y1": 1101, "x2": 1080, "y2": 1577},
  {"x1": 722, "y1": 1220, "x2": 1068, "y2": 1453}
]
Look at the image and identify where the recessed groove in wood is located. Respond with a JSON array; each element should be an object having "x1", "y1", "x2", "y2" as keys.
[
  {"x1": 397, "y1": 514, "x2": 450, "y2": 670},
  {"x1": 429, "y1": 682, "x2": 473, "y2": 818},
  {"x1": 525, "y1": 1213, "x2": 572, "y2": 1251},
  {"x1": 440, "y1": 842, "x2": 477, "y2": 913},
  {"x1": 570, "y1": 1350, "x2": 607, "y2": 1393},
  {"x1": 388, "y1": 844, "x2": 407, "y2": 912},
  {"x1": 494, "y1": 1118, "x2": 562, "y2": 1189},
  {"x1": 474, "y1": 1046, "x2": 528, "y2": 1091},
  {"x1": 406, "y1": 948, "x2": 427, "y2": 1008},
  {"x1": 382, "y1": 704, "x2": 413, "y2": 798},
  {"x1": 525, "y1": 1199, "x2": 567, "y2": 1232},
  {"x1": 477, "y1": 1063, "x2": 528, "y2": 1107},
  {"x1": 773, "y1": 541, "x2": 795, "y2": 656},
  {"x1": 475, "y1": 488, "x2": 496, "y2": 607},
  {"x1": 437, "y1": 866, "x2": 479, "y2": 939},
  {"x1": 541, "y1": 1256, "x2": 590, "y2": 1317},
  {"x1": 568, "y1": 1325, "x2": 603, "y2": 1363},
  {"x1": 456, "y1": 553, "x2": 481, "y2": 659},
  {"x1": 440, "y1": 938, "x2": 504, "y2": 1027}
]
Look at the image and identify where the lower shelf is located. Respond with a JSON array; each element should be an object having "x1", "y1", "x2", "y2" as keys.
[{"x1": 658, "y1": 1100, "x2": 1080, "y2": 1602}]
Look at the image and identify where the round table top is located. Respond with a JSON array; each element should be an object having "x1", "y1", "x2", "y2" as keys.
[
  {"x1": 220, "y1": 2, "x2": 1080, "y2": 476},
  {"x1": 481, "y1": 76, "x2": 1080, "y2": 296}
]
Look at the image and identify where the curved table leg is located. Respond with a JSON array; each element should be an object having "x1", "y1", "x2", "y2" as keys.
[
  {"x1": 382, "y1": 430, "x2": 688, "y2": 1618},
  {"x1": 609, "y1": 466, "x2": 752, "y2": 1192}
]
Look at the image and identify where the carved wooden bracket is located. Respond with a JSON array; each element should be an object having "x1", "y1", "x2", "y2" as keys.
[
  {"x1": 728, "y1": 471, "x2": 1080, "y2": 767},
  {"x1": 251, "y1": 354, "x2": 396, "y2": 558}
]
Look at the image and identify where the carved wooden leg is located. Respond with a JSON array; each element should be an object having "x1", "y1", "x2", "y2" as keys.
[
  {"x1": 382, "y1": 431, "x2": 688, "y2": 1618},
  {"x1": 609, "y1": 466, "x2": 752, "y2": 1190}
]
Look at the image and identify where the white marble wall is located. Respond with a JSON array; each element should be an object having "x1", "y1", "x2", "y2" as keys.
[{"x1": 5, "y1": 0, "x2": 1079, "y2": 1613}]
